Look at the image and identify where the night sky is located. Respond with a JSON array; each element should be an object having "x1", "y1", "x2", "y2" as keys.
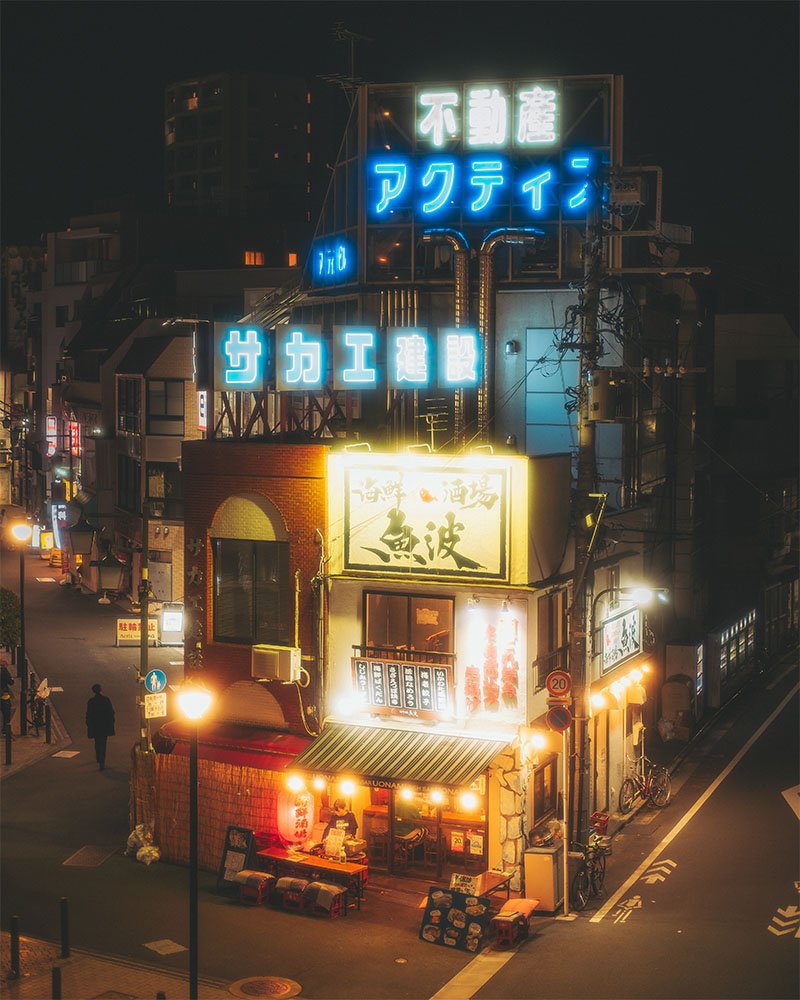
[{"x1": 2, "y1": 1, "x2": 798, "y2": 310}]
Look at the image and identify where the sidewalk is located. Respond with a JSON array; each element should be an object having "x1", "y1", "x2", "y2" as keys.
[
  {"x1": 0, "y1": 932, "x2": 232, "y2": 999},
  {"x1": 0, "y1": 683, "x2": 71, "y2": 781}
]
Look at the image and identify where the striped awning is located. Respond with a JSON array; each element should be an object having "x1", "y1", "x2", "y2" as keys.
[{"x1": 291, "y1": 722, "x2": 509, "y2": 790}]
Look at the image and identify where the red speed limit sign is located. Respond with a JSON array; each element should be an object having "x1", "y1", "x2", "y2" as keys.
[{"x1": 545, "y1": 670, "x2": 572, "y2": 698}]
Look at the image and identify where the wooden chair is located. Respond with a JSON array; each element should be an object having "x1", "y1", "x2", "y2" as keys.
[
  {"x1": 367, "y1": 831, "x2": 388, "y2": 867},
  {"x1": 393, "y1": 828, "x2": 426, "y2": 870}
]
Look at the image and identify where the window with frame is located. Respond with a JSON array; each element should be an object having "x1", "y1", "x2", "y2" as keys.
[
  {"x1": 530, "y1": 756, "x2": 558, "y2": 829},
  {"x1": 117, "y1": 454, "x2": 141, "y2": 513},
  {"x1": 364, "y1": 591, "x2": 454, "y2": 656},
  {"x1": 117, "y1": 377, "x2": 141, "y2": 434},
  {"x1": 213, "y1": 538, "x2": 291, "y2": 646},
  {"x1": 147, "y1": 380, "x2": 184, "y2": 436},
  {"x1": 535, "y1": 588, "x2": 568, "y2": 689}
]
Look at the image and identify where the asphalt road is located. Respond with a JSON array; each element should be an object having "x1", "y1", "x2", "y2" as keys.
[{"x1": 1, "y1": 548, "x2": 798, "y2": 999}]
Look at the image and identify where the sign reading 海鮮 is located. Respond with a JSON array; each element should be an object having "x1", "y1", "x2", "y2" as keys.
[
  {"x1": 344, "y1": 463, "x2": 508, "y2": 579},
  {"x1": 601, "y1": 607, "x2": 641, "y2": 673}
]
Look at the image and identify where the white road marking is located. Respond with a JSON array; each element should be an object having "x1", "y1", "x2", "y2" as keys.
[
  {"x1": 591, "y1": 682, "x2": 800, "y2": 923},
  {"x1": 429, "y1": 946, "x2": 518, "y2": 999}
]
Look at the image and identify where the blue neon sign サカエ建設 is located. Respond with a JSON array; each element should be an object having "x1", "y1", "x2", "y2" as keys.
[
  {"x1": 333, "y1": 327, "x2": 379, "y2": 390},
  {"x1": 221, "y1": 328, "x2": 266, "y2": 387}
]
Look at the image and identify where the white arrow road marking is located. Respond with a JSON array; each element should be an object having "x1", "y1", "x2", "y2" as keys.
[
  {"x1": 641, "y1": 859, "x2": 677, "y2": 884},
  {"x1": 781, "y1": 785, "x2": 800, "y2": 821},
  {"x1": 642, "y1": 874, "x2": 667, "y2": 884},
  {"x1": 591, "y1": 682, "x2": 800, "y2": 923},
  {"x1": 767, "y1": 925, "x2": 797, "y2": 937},
  {"x1": 776, "y1": 905, "x2": 800, "y2": 919}
]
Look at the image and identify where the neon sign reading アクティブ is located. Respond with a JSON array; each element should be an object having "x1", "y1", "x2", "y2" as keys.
[{"x1": 368, "y1": 152, "x2": 595, "y2": 220}]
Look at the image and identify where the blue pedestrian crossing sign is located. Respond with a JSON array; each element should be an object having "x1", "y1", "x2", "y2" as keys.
[{"x1": 144, "y1": 669, "x2": 167, "y2": 694}]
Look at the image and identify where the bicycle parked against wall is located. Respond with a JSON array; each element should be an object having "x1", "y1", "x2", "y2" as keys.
[
  {"x1": 619, "y1": 752, "x2": 671, "y2": 813},
  {"x1": 570, "y1": 832, "x2": 611, "y2": 910}
]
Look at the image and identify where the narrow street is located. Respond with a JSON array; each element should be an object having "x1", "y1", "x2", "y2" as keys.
[{"x1": 2, "y1": 548, "x2": 798, "y2": 999}]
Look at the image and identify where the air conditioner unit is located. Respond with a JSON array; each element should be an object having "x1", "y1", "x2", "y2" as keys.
[{"x1": 251, "y1": 644, "x2": 301, "y2": 682}]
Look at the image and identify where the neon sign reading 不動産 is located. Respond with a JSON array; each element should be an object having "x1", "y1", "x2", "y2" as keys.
[
  {"x1": 417, "y1": 83, "x2": 559, "y2": 149},
  {"x1": 214, "y1": 325, "x2": 482, "y2": 392},
  {"x1": 368, "y1": 152, "x2": 595, "y2": 221}
]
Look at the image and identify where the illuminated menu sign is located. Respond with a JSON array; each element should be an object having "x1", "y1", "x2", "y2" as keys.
[
  {"x1": 342, "y1": 459, "x2": 508, "y2": 580},
  {"x1": 352, "y1": 656, "x2": 452, "y2": 720},
  {"x1": 601, "y1": 607, "x2": 641, "y2": 674}
]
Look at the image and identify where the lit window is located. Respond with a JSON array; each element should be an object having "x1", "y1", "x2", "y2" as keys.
[
  {"x1": 307, "y1": 152, "x2": 312, "y2": 164},
  {"x1": 288, "y1": 252, "x2": 298, "y2": 267},
  {"x1": 244, "y1": 251, "x2": 265, "y2": 266}
]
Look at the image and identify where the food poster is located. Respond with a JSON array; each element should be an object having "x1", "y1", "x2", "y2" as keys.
[
  {"x1": 460, "y1": 597, "x2": 526, "y2": 722},
  {"x1": 419, "y1": 887, "x2": 493, "y2": 952}
]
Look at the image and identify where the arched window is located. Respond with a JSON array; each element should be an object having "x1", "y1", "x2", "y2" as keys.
[{"x1": 211, "y1": 494, "x2": 291, "y2": 646}]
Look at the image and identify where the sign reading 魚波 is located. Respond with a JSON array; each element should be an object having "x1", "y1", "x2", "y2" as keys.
[
  {"x1": 601, "y1": 607, "x2": 641, "y2": 673},
  {"x1": 352, "y1": 656, "x2": 453, "y2": 720},
  {"x1": 343, "y1": 461, "x2": 507, "y2": 579}
]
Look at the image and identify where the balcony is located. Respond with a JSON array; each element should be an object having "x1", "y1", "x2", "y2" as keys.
[
  {"x1": 532, "y1": 646, "x2": 569, "y2": 692},
  {"x1": 55, "y1": 260, "x2": 115, "y2": 285},
  {"x1": 351, "y1": 643, "x2": 455, "y2": 667}
]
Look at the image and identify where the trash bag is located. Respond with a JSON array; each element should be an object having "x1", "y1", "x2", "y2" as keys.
[
  {"x1": 136, "y1": 844, "x2": 161, "y2": 866},
  {"x1": 125, "y1": 822, "x2": 154, "y2": 857},
  {"x1": 657, "y1": 717, "x2": 675, "y2": 742}
]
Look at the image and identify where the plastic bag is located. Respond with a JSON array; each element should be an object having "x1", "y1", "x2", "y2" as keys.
[
  {"x1": 125, "y1": 823, "x2": 154, "y2": 856},
  {"x1": 136, "y1": 844, "x2": 161, "y2": 866}
]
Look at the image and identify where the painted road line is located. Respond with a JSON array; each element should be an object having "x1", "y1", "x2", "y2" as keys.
[
  {"x1": 767, "y1": 661, "x2": 798, "y2": 691},
  {"x1": 591, "y1": 682, "x2": 800, "y2": 924},
  {"x1": 428, "y1": 946, "x2": 518, "y2": 1000}
]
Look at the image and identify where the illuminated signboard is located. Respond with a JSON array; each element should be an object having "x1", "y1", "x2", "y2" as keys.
[
  {"x1": 367, "y1": 150, "x2": 594, "y2": 222},
  {"x1": 69, "y1": 421, "x2": 81, "y2": 457},
  {"x1": 213, "y1": 324, "x2": 271, "y2": 391},
  {"x1": 197, "y1": 390, "x2": 207, "y2": 431},
  {"x1": 275, "y1": 325, "x2": 325, "y2": 392},
  {"x1": 352, "y1": 656, "x2": 454, "y2": 721},
  {"x1": 311, "y1": 236, "x2": 355, "y2": 288},
  {"x1": 46, "y1": 417, "x2": 58, "y2": 458},
  {"x1": 601, "y1": 607, "x2": 642, "y2": 674},
  {"x1": 335, "y1": 453, "x2": 509, "y2": 579}
]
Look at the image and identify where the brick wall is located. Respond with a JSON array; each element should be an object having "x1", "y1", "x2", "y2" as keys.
[{"x1": 182, "y1": 440, "x2": 328, "y2": 691}]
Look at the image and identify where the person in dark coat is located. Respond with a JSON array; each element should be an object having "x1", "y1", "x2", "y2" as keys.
[{"x1": 86, "y1": 683, "x2": 115, "y2": 770}]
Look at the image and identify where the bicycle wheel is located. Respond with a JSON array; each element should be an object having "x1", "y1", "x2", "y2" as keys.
[
  {"x1": 571, "y1": 867, "x2": 591, "y2": 911},
  {"x1": 619, "y1": 777, "x2": 637, "y2": 814},
  {"x1": 591, "y1": 852, "x2": 607, "y2": 894},
  {"x1": 650, "y1": 769, "x2": 671, "y2": 808}
]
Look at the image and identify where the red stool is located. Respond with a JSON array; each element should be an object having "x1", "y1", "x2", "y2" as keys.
[
  {"x1": 491, "y1": 898, "x2": 539, "y2": 949},
  {"x1": 233, "y1": 870, "x2": 275, "y2": 906},
  {"x1": 303, "y1": 881, "x2": 348, "y2": 919},
  {"x1": 275, "y1": 876, "x2": 310, "y2": 911}
]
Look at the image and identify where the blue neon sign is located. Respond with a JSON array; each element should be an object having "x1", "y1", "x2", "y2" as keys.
[
  {"x1": 312, "y1": 236, "x2": 355, "y2": 287},
  {"x1": 367, "y1": 153, "x2": 597, "y2": 221}
]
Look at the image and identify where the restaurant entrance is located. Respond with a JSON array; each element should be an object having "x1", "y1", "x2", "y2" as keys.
[{"x1": 362, "y1": 783, "x2": 488, "y2": 879}]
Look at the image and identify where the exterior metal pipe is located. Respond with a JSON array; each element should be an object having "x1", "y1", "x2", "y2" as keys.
[
  {"x1": 422, "y1": 229, "x2": 470, "y2": 448},
  {"x1": 478, "y1": 228, "x2": 543, "y2": 442}
]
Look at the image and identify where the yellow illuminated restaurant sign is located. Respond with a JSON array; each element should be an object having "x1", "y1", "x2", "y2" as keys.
[
  {"x1": 116, "y1": 618, "x2": 159, "y2": 646},
  {"x1": 330, "y1": 452, "x2": 527, "y2": 580}
]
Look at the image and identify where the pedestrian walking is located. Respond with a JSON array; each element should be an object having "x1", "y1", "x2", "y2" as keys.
[{"x1": 86, "y1": 683, "x2": 115, "y2": 770}]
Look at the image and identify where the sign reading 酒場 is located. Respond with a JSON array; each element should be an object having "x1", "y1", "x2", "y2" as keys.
[{"x1": 343, "y1": 461, "x2": 508, "y2": 579}]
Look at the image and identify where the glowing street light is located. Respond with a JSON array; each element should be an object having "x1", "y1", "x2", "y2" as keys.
[
  {"x1": 177, "y1": 682, "x2": 214, "y2": 1000},
  {"x1": 7, "y1": 521, "x2": 32, "y2": 735}
]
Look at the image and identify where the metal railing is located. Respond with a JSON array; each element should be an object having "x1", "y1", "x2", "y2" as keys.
[
  {"x1": 352, "y1": 644, "x2": 455, "y2": 666},
  {"x1": 533, "y1": 646, "x2": 569, "y2": 692}
]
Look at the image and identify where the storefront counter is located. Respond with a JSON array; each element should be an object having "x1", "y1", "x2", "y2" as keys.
[{"x1": 362, "y1": 807, "x2": 486, "y2": 870}]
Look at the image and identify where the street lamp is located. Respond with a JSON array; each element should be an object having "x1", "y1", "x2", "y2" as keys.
[
  {"x1": 8, "y1": 521, "x2": 32, "y2": 735},
  {"x1": 65, "y1": 515, "x2": 97, "y2": 558},
  {"x1": 177, "y1": 682, "x2": 214, "y2": 1000},
  {"x1": 91, "y1": 547, "x2": 125, "y2": 605}
]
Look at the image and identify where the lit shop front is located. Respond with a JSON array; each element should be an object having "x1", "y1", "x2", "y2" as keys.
[
  {"x1": 301, "y1": 448, "x2": 569, "y2": 885},
  {"x1": 588, "y1": 604, "x2": 652, "y2": 814}
]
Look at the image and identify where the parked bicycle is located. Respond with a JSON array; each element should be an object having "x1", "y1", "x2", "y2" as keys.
[
  {"x1": 570, "y1": 831, "x2": 611, "y2": 910},
  {"x1": 619, "y1": 753, "x2": 671, "y2": 813},
  {"x1": 25, "y1": 677, "x2": 48, "y2": 737}
]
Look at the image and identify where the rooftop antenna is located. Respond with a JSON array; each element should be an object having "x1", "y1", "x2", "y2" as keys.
[{"x1": 319, "y1": 22, "x2": 373, "y2": 107}]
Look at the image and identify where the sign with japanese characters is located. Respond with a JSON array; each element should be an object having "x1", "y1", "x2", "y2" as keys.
[
  {"x1": 115, "y1": 618, "x2": 158, "y2": 646},
  {"x1": 144, "y1": 692, "x2": 167, "y2": 719},
  {"x1": 342, "y1": 460, "x2": 508, "y2": 579},
  {"x1": 352, "y1": 657, "x2": 453, "y2": 721},
  {"x1": 214, "y1": 323, "x2": 272, "y2": 392},
  {"x1": 601, "y1": 607, "x2": 641, "y2": 673}
]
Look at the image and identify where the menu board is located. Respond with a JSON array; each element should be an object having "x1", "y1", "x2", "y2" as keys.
[
  {"x1": 216, "y1": 825, "x2": 255, "y2": 891},
  {"x1": 419, "y1": 886, "x2": 492, "y2": 953},
  {"x1": 352, "y1": 657, "x2": 453, "y2": 720}
]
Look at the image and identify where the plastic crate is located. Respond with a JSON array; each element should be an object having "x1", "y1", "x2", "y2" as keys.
[{"x1": 590, "y1": 811, "x2": 609, "y2": 835}]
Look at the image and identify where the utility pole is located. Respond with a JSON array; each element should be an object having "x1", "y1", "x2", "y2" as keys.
[
  {"x1": 567, "y1": 196, "x2": 604, "y2": 843},
  {"x1": 137, "y1": 503, "x2": 151, "y2": 752}
]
